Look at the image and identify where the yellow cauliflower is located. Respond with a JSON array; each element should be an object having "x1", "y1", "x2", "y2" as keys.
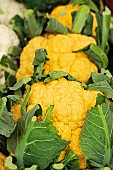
[
  {"x1": 50, "y1": 4, "x2": 97, "y2": 36},
  {"x1": 11, "y1": 78, "x2": 100, "y2": 169},
  {"x1": 0, "y1": 153, "x2": 6, "y2": 170},
  {"x1": 16, "y1": 33, "x2": 98, "y2": 83}
]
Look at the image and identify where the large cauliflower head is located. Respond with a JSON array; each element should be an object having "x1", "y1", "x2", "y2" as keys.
[
  {"x1": 16, "y1": 33, "x2": 98, "y2": 83},
  {"x1": 11, "y1": 78, "x2": 100, "y2": 168},
  {"x1": 0, "y1": 0, "x2": 25, "y2": 25},
  {"x1": 50, "y1": 4, "x2": 97, "y2": 36}
]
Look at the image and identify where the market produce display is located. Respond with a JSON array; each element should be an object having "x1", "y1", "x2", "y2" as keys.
[{"x1": 0, "y1": 0, "x2": 113, "y2": 170}]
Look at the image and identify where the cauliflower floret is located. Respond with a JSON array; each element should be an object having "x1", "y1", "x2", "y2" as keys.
[
  {"x1": 0, "y1": 152, "x2": 6, "y2": 170},
  {"x1": 50, "y1": 4, "x2": 97, "y2": 36},
  {"x1": 11, "y1": 78, "x2": 100, "y2": 168},
  {"x1": 0, "y1": 0, "x2": 25, "y2": 25},
  {"x1": 0, "y1": 24, "x2": 20, "y2": 85},
  {"x1": 16, "y1": 33, "x2": 98, "y2": 83}
]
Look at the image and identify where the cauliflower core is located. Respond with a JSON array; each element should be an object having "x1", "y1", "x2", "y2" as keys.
[
  {"x1": 0, "y1": 0, "x2": 25, "y2": 25},
  {"x1": 50, "y1": 4, "x2": 97, "y2": 36},
  {"x1": 16, "y1": 33, "x2": 98, "y2": 83},
  {"x1": 12, "y1": 78, "x2": 99, "y2": 168}
]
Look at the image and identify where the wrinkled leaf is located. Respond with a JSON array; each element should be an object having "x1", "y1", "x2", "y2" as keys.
[
  {"x1": 80, "y1": 96, "x2": 112, "y2": 167},
  {"x1": 87, "y1": 80, "x2": 113, "y2": 100}
]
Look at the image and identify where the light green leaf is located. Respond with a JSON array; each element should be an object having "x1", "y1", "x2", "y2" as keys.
[
  {"x1": 87, "y1": 80, "x2": 113, "y2": 100},
  {"x1": 9, "y1": 77, "x2": 31, "y2": 91}
]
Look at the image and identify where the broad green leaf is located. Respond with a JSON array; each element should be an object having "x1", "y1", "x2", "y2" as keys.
[
  {"x1": 0, "y1": 97, "x2": 15, "y2": 137},
  {"x1": 9, "y1": 77, "x2": 31, "y2": 91},
  {"x1": 8, "y1": 105, "x2": 69, "y2": 169},
  {"x1": 80, "y1": 98, "x2": 112, "y2": 167},
  {"x1": 45, "y1": 18, "x2": 70, "y2": 34}
]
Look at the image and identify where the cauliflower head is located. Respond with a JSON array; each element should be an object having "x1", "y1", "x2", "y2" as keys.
[
  {"x1": 50, "y1": 4, "x2": 97, "y2": 36},
  {"x1": 0, "y1": 24, "x2": 20, "y2": 85},
  {"x1": 11, "y1": 78, "x2": 100, "y2": 168},
  {"x1": 16, "y1": 33, "x2": 98, "y2": 83},
  {"x1": 0, "y1": 0, "x2": 25, "y2": 25},
  {"x1": 0, "y1": 152, "x2": 6, "y2": 170}
]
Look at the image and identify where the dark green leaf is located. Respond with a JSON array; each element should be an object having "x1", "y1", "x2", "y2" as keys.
[
  {"x1": 82, "y1": 13, "x2": 93, "y2": 36},
  {"x1": 8, "y1": 46, "x2": 22, "y2": 59},
  {"x1": 7, "y1": 104, "x2": 41, "y2": 154},
  {"x1": 9, "y1": 15, "x2": 26, "y2": 46},
  {"x1": 31, "y1": 48, "x2": 48, "y2": 82},
  {"x1": 21, "y1": 86, "x2": 31, "y2": 115},
  {"x1": 24, "y1": 9, "x2": 47, "y2": 39},
  {"x1": 44, "y1": 71, "x2": 78, "y2": 83},
  {"x1": 9, "y1": 77, "x2": 31, "y2": 91},
  {"x1": 45, "y1": 18, "x2": 70, "y2": 34},
  {"x1": 43, "y1": 105, "x2": 58, "y2": 135},
  {"x1": 74, "y1": 43, "x2": 108, "y2": 70},
  {"x1": 25, "y1": 0, "x2": 69, "y2": 12},
  {"x1": 8, "y1": 104, "x2": 69, "y2": 169},
  {"x1": 0, "y1": 97, "x2": 15, "y2": 137},
  {"x1": 80, "y1": 98, "x2": 112, "y2": 167}
]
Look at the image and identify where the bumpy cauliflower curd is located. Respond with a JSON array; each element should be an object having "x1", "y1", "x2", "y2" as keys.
[
  {"x1": 0, "y1": 0, "x2": 25, "y2": 25},
  {"x1": 50, "y1": 4, "x2": 97, "y2": 36},
  {"x1": 0, "y1": 24, "x2": 20, "y2": 85},
  {"x1": 11, "y1": 78, "x2": 100, "y2": 168},
  {"x1": 16, "y1": 33, "x2": 98, "y2": 83},
  {"x1": 0, "y1": 153, "x2": 6, "y2": 170}
]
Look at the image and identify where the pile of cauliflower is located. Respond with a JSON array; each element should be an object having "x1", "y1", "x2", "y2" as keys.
[
  {"x1": 0, "y1": 1, "x2": 111, "y2": 170},
  {"x1": 0, "y1": 0, "x2": 25, "y2": 85}
]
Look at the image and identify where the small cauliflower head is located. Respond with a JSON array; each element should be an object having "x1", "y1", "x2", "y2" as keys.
[
  {"x1": 50, "y1": 4, "x2": 97, "y2": 36},
  {"x1": 0, "y1": 24, "x2": 19, "y2": 85},
  {"x1": 0, "y1": 0, "x2": 25, "y2": 25},
  {"x1": 16, "y1": 33, "x2": 98, "y2": 83},
  {"x1": 12, "y1": 78, "x2": 100, "y2": 168},
  {"x1": 0, "y1": 152, "x2": 6, "y2": 170}
]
